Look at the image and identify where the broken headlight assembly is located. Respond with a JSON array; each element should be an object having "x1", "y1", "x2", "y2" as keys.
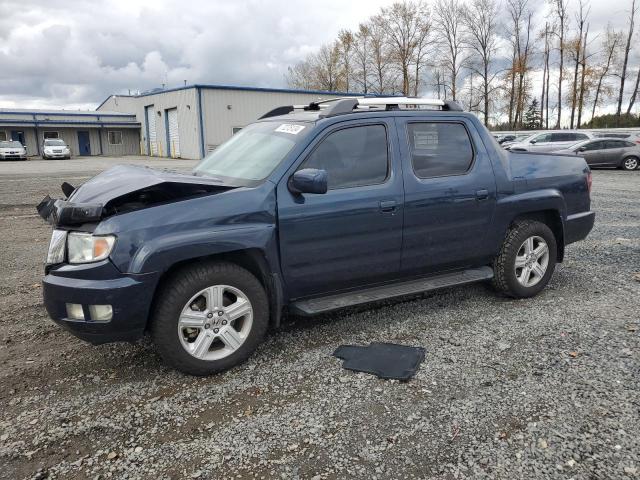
[
  {"x1": 67, "y1": 232, "x2": 116, "y2": 264},
  {"x1": 46, "y1": 230, "x2": 116, "y2": 265}
]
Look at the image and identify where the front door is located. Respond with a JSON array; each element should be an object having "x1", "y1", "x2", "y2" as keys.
[
  {"x1": 277, "y1": 119, "x2": 404, "y2": 299},
  {"x1": 395, "y1": 117, "x2": 497, "y2": 275},
  {"x1": 11, "y1": 130, "x2": 25, "y2": 145},
  {"x1": 77, "y1": 131, "x2": 91, "y2": 156}
]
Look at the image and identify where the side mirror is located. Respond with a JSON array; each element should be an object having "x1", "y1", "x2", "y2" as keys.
[
  {"x1": 288, "y1": 168, "x2": 328, "y2": 195},
  {"x1": 530, "y1": 139, "x2": 537, "y2": 144},
  {"x1": 577, "y1": 146, "x2": 587, "y2": 152}
]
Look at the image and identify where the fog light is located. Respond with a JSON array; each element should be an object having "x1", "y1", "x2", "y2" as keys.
[
  {"x1": 66, "y1": 303, "x2": 85, "y2": 320},
  {"x1": 89, "y1": 305, "x2": 112, "y2": 322}
]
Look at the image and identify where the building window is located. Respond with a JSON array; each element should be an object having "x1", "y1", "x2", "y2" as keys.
[
  {"x1": 108, "y1": 131, "x2": 123, "y2": 145},
  {"x1": 232, "y1": 127, "x2": 243, "y2": 135},
  {"x1": 43, "y1": 131, "x2": 59, "y2": 139},
  {"x1": 0, "y1": 131, "x2": 6, "y2": 141}
]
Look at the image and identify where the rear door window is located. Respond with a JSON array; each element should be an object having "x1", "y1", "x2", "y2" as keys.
[
  {"x1": 302, "y1": 124, "x2": 389, "y2": 190},
  {"x1": 407, "y1": 122, "x2": 474, "y2": 178},
  {"x1": 583, "y1": 141, "x2": 606, "y2": 151}
]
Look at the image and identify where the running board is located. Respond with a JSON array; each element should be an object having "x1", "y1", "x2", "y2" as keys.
[{"x1": 290, "y1": 267, "x2": 494, "y2": 316}]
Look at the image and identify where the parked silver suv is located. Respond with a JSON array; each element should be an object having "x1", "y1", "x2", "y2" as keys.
[
  {"x1": 42, "y1": 139, "x2": 71, "y2": 159},
  {"x1": 507, "y1": 131, "x2": 596, "y2": 153}
]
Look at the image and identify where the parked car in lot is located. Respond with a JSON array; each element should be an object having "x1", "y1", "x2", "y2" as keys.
[
  {"x1": 496, "y1": 133, "x2": 531, "y2": 145},
  {"x1": 0, "y1": 140, "x2": 27, "y2": 160},
  {"x1": 554, "y1": 138, "x2": 640, "y2": 170},
  {"x1": 506, "y1": 130, "x2": 596, "y2": 152},
  {"x1": 37, "y1": 97, "x2": 595, "y2": 375},
  {"x1": 42, "y1": 139, "x2": 71, "y2": 159},
  {"x1": 593, "y1": 131, "x2": 640, "y2": 144}
]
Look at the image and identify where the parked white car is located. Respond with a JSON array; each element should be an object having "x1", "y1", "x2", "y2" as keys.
[
  {"x1": 506, "y1": 131, "x2": 596, "y2": 153},
  {"x1": 0, "y1": 140, "x2": 27, "y2": 160},
  {"x1": 42, "y1": 139, "x2": 71, "y2": 159}
]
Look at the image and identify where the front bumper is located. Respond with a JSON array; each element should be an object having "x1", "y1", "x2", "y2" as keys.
[
  {"x1": 565, "y1": 211, "x2": 595, "y2": 245},
  {"x1": 44, "y1": 153, "x2": 70, "y2": 159},
  {"x1": 42, "y1": 260, "x2": 160, "y2": 344},
  {"x1": 0, "y1": 154, "x2": 27, "y2": 160}
]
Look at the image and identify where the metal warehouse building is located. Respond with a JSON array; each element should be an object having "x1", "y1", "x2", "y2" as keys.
[
  {"x1": 0, "y1": 109, "x2": 141, "y2": 157},
  {"x1": 97, "y1": 85, "x2": 354, "y2": 160}
]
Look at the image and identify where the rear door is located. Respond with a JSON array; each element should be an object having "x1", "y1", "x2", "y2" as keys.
[
  {"x1": 579, "y1": 140, "x2": 608, "y2": 166},
  {"x1": 277, "y1": 118, "x2": 404, "y2": 299},
  {"x1": 394, "y1": 117, "x2": 497, "y2": 276},
  {"x1": 604, "y1": 140, "x2": 627, "y2": 166}
]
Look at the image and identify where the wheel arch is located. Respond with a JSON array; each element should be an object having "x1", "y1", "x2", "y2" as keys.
[
  {"x1": 511, "y1": 209, "x2": 565, "y2": 262},
  {"x1": 147, "y1": 248, "x2": 283, "y2": 333}
]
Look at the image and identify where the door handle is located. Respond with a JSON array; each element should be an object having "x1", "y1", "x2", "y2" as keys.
[
  {"x1": 476, "y1": 189, "x2": 489, "y2": 200},
  {"x1": 379, "y1": 200, "x2": 397, "y2": 213}
]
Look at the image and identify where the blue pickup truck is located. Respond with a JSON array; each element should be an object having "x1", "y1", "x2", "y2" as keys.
[{"x1": 38, "y1": 97, "x2": 595, "y2": 375}]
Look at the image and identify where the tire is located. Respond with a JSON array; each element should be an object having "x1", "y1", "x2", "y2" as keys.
[
  {"x1": 492, "y1": 220, "x2": 557, "y2": 298},
  {"x1": 151, "y1": 262, "x2": 269, "y2": 376},
  {"x1": 621, "y1": 156, "x2": 639, "y2": 171}
]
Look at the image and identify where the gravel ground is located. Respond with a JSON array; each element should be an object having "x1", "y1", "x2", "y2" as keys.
[{"x1": 0, "y1": 158, "x2": 638, "y2": 480}]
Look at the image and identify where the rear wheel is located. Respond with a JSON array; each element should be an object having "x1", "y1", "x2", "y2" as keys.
[
  {"x1": 621, "y1": 156, "x2": 639, "y2": 171},
  {"x1": 492, "y1": 220, "x2": 557, "y2": 298},
  {"x1": 151, "y1": 262, "x2": 268, "y2": 375}
]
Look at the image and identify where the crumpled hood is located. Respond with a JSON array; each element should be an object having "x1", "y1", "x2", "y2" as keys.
[
  {"x1": 69, "y1": 164, "x2": 222, "y2": 203},
  {"x1": 37, "y1": 164, "x2": 235, "y2": 227}
]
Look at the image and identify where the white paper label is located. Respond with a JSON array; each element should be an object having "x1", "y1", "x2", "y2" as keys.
[{"x1": 275, "y1": 124, "x2": 306, "y2": 135}]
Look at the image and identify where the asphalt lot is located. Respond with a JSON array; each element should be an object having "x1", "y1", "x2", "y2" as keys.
[{"x1": 0, "y1": 157, "x2": 638, "y2": 479}]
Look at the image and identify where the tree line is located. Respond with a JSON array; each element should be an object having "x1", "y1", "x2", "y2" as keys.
[{"x1": 286, "y1": 0, "x2": 640, "y2": 130}]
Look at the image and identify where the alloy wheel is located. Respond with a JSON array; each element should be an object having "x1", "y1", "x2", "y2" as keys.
[
  {"x1": 514, "y1": 236, "x2": 550, "y2": 287},
  {"x1": 623, "y1": 157, "x2": 638, "y2": 170},
  {"x1": 177, "y1": 285, "x2": 253, "y2": 361}
]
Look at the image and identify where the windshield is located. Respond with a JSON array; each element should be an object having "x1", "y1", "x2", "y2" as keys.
[
  {"x1": 44, "y1": 139, "x2": 66, "y2": 146},
  {"x1": 194, "y1": 121, "x2": 308, "y2": 184},
  {"x1": 0, "y1": 141, "x2": 22, "y2": 148}
]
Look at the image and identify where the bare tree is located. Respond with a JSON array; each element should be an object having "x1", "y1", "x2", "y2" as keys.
[
  {"x1": 377, "y1": 2, "x2": 429, "y2": 95},
  {"x1": 462, "y1": 0, "x2": 501, "y2": 125},
  {"x1": 540, "y1": 22, "x2": 552, "y2": 129},
  {"x1": 591, "y1": 27, "x2": 621, "y2": 121},
  {"x1": 315, "y1": 42, "x2": 343, "y2": 91},
  {"x1": 352, "y1": 23, "x2": 371, "y2": 94},
  {"x1": 616, "y1": 0, "x2": 637, "y2": 122},
  {"x1": 337, "y1": 30, "x2": 354, "y2": 92},
  {"x1": 506, "y1": 0, "x2": 533, "y2": 129},
  {"x1": 435, "y1": 0, "x2": 467, "y2": 100},
  {"x1": 569, "y1": 1, "x2": 589, "y2": 128},
  {"x1": 576, "y1": 24, "x2": 591, "y2": 127},
  {"x1": 550, "y1": 0, "x2": 569, "y2": 128},
  {"x1": 368, "y1": 18, "x2": 398, "y2": 94}
]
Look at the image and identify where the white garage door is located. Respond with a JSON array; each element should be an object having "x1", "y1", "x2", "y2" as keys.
[
  {"x1": 146, "y1": 105, "x2": 157, "y2": 156},
  {"x1": 167, "y1": 108, "x2": 180, "y2": 158}
]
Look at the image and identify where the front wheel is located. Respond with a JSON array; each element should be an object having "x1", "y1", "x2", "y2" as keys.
[
  {"x1": 621, "y1": 156, "x2": 639, "y2": 171},
  {"x1": 151, "y1": 262, "x2": 269, "y2": 375},
  {"x1": 492, "y1": 220, "x2": 557, "y2": 298}
]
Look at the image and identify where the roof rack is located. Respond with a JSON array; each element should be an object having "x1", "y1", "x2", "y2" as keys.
[{"x1": 259, "y1": 96, "x2": 464, "y2": 120}]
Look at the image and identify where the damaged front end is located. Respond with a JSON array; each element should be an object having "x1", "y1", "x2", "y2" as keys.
[{"x1": 36, "y1": 164, "x2": 235, "y2": 228}]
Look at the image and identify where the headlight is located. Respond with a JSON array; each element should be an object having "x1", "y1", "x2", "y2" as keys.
[
  {"x1": 44, "y1": 148, "x2": 53, "y2": 154},
  {"x1": 46, "y1": 230, "x2": 68, "y2": 264},
  {"x1": 67, "y1": 232, "x2": 116, "y2": 264}
]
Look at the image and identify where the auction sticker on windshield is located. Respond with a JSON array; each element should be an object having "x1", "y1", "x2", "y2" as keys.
[{"x1": 275, "y1": 124, "x2": 306, "y2": 135}]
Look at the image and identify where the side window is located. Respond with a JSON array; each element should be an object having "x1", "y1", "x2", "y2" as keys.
[
  {"x1": 303, "y1": 124, "x2": 388, "y2": 190},
  {"x1": 407, "y1": 122, "x2": 474, "y2": 178},
  {"x1": 583, "y1": 141, "x2": 604, "y2": 151},
  {"x1": 575, "y1": 133, "x2": 589, "y2": 141},
  {"x1": 624, "y1": 141, "x2": 637, "y2": 147},
  {"x1": 534, "y1": 133, "x2": 552, "y2": 143},
  {"x1": 605, "y1": 140, "x2": 625, "y2": 149},
  {"x1": 551, "y1": 133, "x2": 571, "y2": 142}
]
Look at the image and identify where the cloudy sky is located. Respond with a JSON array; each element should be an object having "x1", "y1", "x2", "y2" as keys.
[{"x1": 0, "y1": 0, "x2": 635, "y2": 113}]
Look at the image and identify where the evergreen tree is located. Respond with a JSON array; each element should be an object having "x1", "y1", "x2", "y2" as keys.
[{"x1": 524, "y1": 99, "x2": 542, "y2": 130}]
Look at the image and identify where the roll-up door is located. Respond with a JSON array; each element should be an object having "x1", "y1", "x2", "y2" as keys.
[
  {"x1": 145, "y1": 105, "x2": 157, "y2": 156},
  {"x1": 167, "y1": 108, "x2": 180, "y2": 158}
]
